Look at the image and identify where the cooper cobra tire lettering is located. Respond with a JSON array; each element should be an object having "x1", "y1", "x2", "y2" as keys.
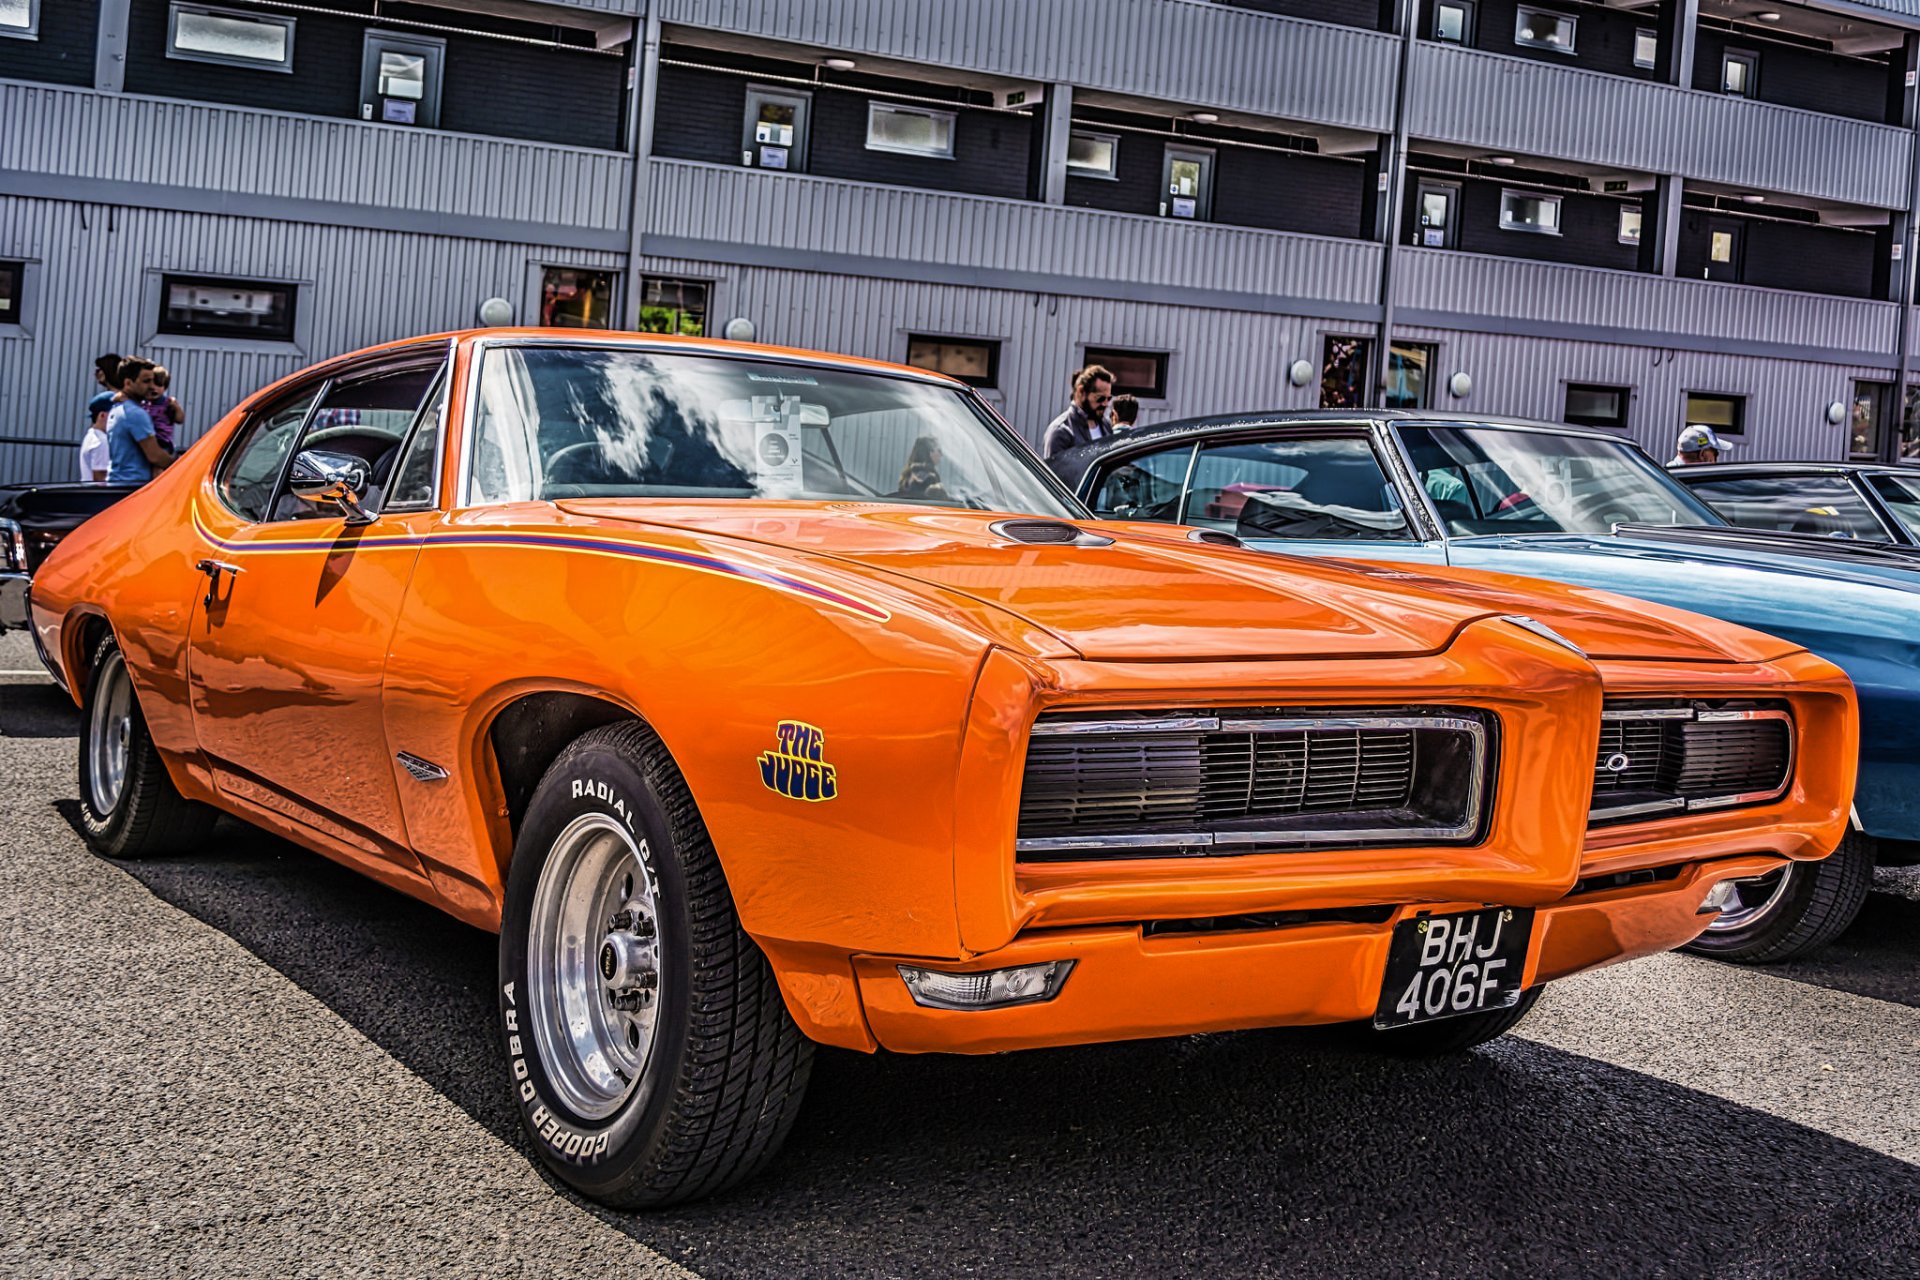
[{"x1": 499, "y1": 721, "x2": 813, "y2": 1206}]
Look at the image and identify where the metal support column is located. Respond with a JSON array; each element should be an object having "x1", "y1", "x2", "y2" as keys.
[
  {"x1": 1656, "y1": 0, "x2": 1698, "y2": 88},
  {"x1": 1041, "y1": 84, "x2": 1073, "y2": 206},
  {"x1": 624, "y1": 4, "x2": 664, "y2": 330},
  {"x1": 1652, "y1": 176, "x2": 1685, "y2": 277},
  {"x1": 1374, "y1": 0, "x2": 1419, "y2": 407},
  {"x1": 96, "y1": 0, "x2": 133, "y2": 94},
  {"x1": 1886, "y1": 102, "x2": 1920, "y2": 464}
]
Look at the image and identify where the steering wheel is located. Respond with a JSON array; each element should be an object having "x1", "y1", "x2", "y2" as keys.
[
  {"x1": 545, "y1": 440, "x2": 626, "y2": 485},
  {"x1": 1564, "y1": 492, "x2": 1642, "y2": 531}
]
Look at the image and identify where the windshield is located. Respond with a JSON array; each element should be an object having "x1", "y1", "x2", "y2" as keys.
[
  {"x1": 1397, "y1": 425, "x2": 1723, "y2": 536},
  {"x1": 1867, "y1": 472, "x2": 1920, "y2": 541},
  {"x1": 465, "y1": 344, "x2": 1074, "y2": 515}
]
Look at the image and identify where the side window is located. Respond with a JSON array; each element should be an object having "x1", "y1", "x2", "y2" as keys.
[
  {"x1": 272, "y1": 358, "x2": 445, "y2": 521},
  {"x1": 1087, "y1": 445, "x2": 1193, "y2": 522},
  {"x1": 379, "y1": 370, "x2": 448, "y2": 512},
  {"x1": 215, "y1": 385, "x2": 320, "y2": 523},
  {"x1": 1684, "y1": 476, "x2": 1885, "y2": 539},
  {"x1": 1191, "y1": 437, "x2": 1411, "y2": 542}
]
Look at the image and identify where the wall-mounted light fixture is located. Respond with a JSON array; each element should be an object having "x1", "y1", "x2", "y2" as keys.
[
  {"x1": 477, "y1": 297, "x2": 513, "y2": 327},
  {"x1": 1449, "y1": 371, "x2": 1473, "y2": 398},
  {"x1": 1288, "y1": 359, "x2": 1314, "y2": 388},
  {"x1": 723, "y1": 317, "x2": 757, "y2": 342},
  {"x1": 822, "y1": 57, "x2": 857, "y2": 71},
  {"x1": 1826, "y1": 401, "x2": 1848, "y2": 426}
]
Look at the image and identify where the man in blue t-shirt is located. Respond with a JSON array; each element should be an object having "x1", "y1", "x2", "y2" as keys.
[{"x1": 105, "y1": 358, "x2": 174, "y2": 485}]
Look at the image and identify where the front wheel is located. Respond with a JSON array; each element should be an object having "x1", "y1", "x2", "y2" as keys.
[
  {"x1": 498, "y1": 721, "x2": 813, "y2": 1208},
  {"x1": 77, "y1": 633, "x2": 216, "y2": 859},
  {"x1": 1681, "y1": 831, "x2": 1875, "y2": 963}
]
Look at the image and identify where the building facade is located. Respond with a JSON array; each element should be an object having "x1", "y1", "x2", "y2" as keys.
[{"x1": 5, "y1": 0, "x2": 1920, "y2": 482}]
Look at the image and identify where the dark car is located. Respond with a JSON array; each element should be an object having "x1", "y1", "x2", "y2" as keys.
[
  {"x1": 1671, "y1": 461, "x2": 1920, "y2": 546},
  {"x1": 1060, "y1": 411, "x2": 1920, "y2": 963},
  {"x1": 0, "y1": 481, "x2": 137, "y2": 631}
]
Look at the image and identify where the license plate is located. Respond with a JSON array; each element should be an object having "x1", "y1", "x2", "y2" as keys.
[{"x1": 1373, "y1": 907, "x2": 1534, "y2": 1029}]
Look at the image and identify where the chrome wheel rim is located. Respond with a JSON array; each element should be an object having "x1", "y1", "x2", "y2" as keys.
[
  {"x1": 87, "y1": 652, "x2": 133, "y2": 818},
  {"x1": 526, "y1": 813, "x2": 662, "y2": 1122},
  {"x1": 1705, "y1": 867, "x2": 1793, "y2": 933}
]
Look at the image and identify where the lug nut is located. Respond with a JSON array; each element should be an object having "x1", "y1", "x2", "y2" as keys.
[{"x1": 608, "y1": 911, "x2": 656, "y2": 937}]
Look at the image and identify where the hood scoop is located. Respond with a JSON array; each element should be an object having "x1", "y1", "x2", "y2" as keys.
[{"x1": 989, "y1": 518, "x2": 1114, "y2": 547}]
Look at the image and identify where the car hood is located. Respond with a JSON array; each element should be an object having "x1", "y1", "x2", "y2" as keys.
[
  {"x1": 555, "y1": 501, "x2": 1533, "y2": 661},
  {"x1": 1318, "y1": 554, "x2": 1805, "y2": 664}
]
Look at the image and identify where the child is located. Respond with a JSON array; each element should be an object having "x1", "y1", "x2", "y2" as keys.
[{"x1": 143, "y1": 365, "x2": 185, "y2": 452}]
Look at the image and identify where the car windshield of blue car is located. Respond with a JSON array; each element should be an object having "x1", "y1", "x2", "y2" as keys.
[
  {"x1": 1397, "y1": 425, "x2": 1722, "y2": 536},
  {"x1": 1866, "y1": 472, "x2": 1920, "y2": 541},
  {"x1": 465, "y1": 343, "x2": 1075, "y2": 515}
]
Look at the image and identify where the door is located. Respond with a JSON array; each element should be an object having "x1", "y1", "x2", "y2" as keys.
[
  {"x1": 361, "y1": 31, "x2": 445, "y2": 128},
  {"x1": 743, "y1": 86, "x2": 811, "y2": 171},
  {"x1": 1414, "y1": 180, "x2": 1460, "y2": 248},
  {"x1": 1705, "y1": 217, "x2": 1744, "y2": 283},
  {"x1": 188, "y1": 351, "x2": 449, "y2": 868},
  {"x1": 1162, "y1": 145, "x2": 1215, "y2": 220}
]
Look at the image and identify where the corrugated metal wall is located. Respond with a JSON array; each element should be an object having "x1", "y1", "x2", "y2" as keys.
[
  {"x1": 1410, "y1": 44, "x2": 1911, "y2": 210},
  {"x1": 647, "y1": 159, "x2": 1383, "y2": 306},
  {"x1": 637, "y1": 253, "x2": 1877, "y2": 463},
  {"x1": 0, "y1": 196, "x2": 625, "y2": 481},
  {"x1": 658, "y1": 0, "x2": 1400, "y2": 132},
  {"x1": 0, "y1": 82, "x2": 632, "y2": 233}
]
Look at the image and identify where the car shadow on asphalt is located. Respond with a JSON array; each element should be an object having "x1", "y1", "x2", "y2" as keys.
[
  {"x1": 0, "y1": 680, "x2": 79, "y2": 739},
  {"x1": 1761, "y1": 876, "x2": 1920, "y2": 1011},
  {"x1": 97, "y1": 813, "x2": 1920, "y2": 1280}
]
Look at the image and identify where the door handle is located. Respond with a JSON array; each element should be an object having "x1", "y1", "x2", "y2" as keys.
[{"x1": 195, "y1": 558, "x2": 244, "y2": 607}]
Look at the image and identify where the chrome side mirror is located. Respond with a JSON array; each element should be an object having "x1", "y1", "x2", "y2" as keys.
[{"x1": 288, "y1": 449, "x2": 375, "y2": 525}]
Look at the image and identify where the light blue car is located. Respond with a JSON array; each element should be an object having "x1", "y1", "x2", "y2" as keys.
[{"x1": 1061, "y1": 412, "x2": 1917, "y2": 962}]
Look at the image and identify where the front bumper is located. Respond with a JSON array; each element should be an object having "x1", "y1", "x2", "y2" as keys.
[
  {"x1": 852, "y1": 851, "x2": 1783, "y2": 1053},
  {"x1": 0, "y1": 571, "x2": 28, "y2": 632}
]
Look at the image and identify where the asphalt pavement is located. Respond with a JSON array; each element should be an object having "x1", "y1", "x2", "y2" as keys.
[{"x1": 3, "y1": 629, "x2": 1918, "y2": 1278}]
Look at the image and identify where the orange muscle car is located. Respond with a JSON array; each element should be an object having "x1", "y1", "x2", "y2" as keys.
[{"x1": 28, "y1": 331, "x2": 1856, "y2": 1208}]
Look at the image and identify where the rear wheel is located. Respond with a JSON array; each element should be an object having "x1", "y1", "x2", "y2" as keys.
[
  {"x1": 498, "y1": 721, "x2": 813, "y2": 1208},
  {"x1": 77, "y1": 633, "x2": 216, "y2": 859},
  {"x1": 1357, "y1": 986, "x2": 1544, "y2": 1057},
  {"x1": 1682, "y1": 831, "x2": 1875, "y2": 963}
]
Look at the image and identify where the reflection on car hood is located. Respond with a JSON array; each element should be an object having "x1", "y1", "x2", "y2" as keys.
[{"x1": 556, "y1": 500, "x2": 1542, "y2": 661}]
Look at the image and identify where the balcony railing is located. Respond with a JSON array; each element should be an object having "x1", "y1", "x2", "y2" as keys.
[
  {"x1": 1409, "y1": 43, "x2": 1911, "y2": 210},
  {"x1": 0, "y1": 81, "x2": 632, "y2": 234}
]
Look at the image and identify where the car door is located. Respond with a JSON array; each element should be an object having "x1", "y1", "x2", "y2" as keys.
[
  {"x1": 187, "y1": 347, "x2": 450, "y2": 871},
  {"x1": 1183, "y1": 430, "x2": 1449, "y2": 563}
]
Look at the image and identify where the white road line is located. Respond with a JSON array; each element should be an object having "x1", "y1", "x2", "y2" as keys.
[
  {"x1": 1519, "y1": 950, "x2": 1920, "y2": 1165},
  {"x1": 0, "y1": 669, "x2": 50, "y2": 676}
]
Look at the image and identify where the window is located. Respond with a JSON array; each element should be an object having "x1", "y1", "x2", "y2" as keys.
[
  {"x1": 743, "y1": 86, "x2": 811, "y2": 171},
  {"x1": 1162, "y1": 145, "x2": 1214, "y2": 221},
  {"x1": 0, "y1": 261, "x2": 20, "y2": 324},
  {"x1": 1433, "y1": 0, "x2": 1475, "y2": 44},
  {"x1": 1563, "y1": 383, "x2": 1630, "y2": 430},
  {"x1": 1633, "y1": 28, "x2": 1657, "y2": 68},
  {"x1": 1066, "y1": 130, "x2": 1120, "y2": 180},
  {"x1": 1083, "y1": 346, "x2": 1169, "y2": 399},
  {"x1": 1386, "y1": 344, "x2": 1435, "y2": 410},
  {"x1": 1684, "y1": 392, "x2": 1744, "y2": 437},
  {"x1": 1188, "y1": 437, "x2": 1411, "y2": 541},
  {"x1": 215, "y1": 386, "x2": 319, "y2": 522},
  {"x1": 382, "y1": 373, "x2": 447, "y2": 512},
  {"x1": 167, "y1": 3, "x2": 295, "y2": 71},
  {"x1": 1088, "y1": 444, "x2": 1194, "y2": 522},
  {"x1": 540, "y1": 268, "x2": 616, "y2": 329},
  {"x1": 1866, "y1": 472, "x2": 1920, "y2": 539},
  {"x1": 360, "y1": 32, "x2": 443, "y2": 128},
  {"x1": 1320, "y1": 336, "x2": 1371, "y2": 409},
  {"x1": 636, "y1": 277, "x2": 707, "y2": 335},
  {"x1": 159, "y1": 275, "x2": 298, "y2": 342},
  {"x1": 1618, "y1": 206, "x2": 1642, "y2": 245},
  {"x1": 273, "y1": 360, "x2": 444, "y2": 520},
  {"x1": 1721, "y1": 50, "x2": 1758, "y2": 97},
  {"x1": 1499, "y1": 191, "x2": 1561, "y2": 235},
  {"x1": 1513, "y1": 7, "x2": 1576, "y2": 52},
  {"x1": 1683, "y1": 475, "x2": 1886, "y2": 539},
  {"x1": 866, "y1": 103, "x2": 956, "y2": 159},
  {"x1": 906, "y1": 335, "x2": 1000, "y2": 389},
  {"x1": 0, "y1": 0, "x2": 38, "y2": 39},
  {"x1": 1710, "y1": 230, "x2": 1735, "y2": 263}
]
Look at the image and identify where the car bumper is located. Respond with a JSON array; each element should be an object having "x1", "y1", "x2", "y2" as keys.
[
  {"x1": 849, "y1": 851, "x2": 1783, "y2": 1054},
  {"x1": 0, "y1": 571, "x2": 27, "y2": 632}
]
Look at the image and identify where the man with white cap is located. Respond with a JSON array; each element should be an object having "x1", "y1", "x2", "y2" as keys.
[{"x1": 1669, "y1": 424, "x2": 1732, "y2": 467}]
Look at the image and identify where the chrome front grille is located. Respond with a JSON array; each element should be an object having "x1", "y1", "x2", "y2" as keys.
[
  {"x1": 1016, "y1": 708, "x2": 1492, "y2": 861},
  {"x1": 1589, "y1": 700, "x2": 1793, "y2": 825}
]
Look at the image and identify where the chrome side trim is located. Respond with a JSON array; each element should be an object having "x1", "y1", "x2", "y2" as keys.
[
  {"x1": 1029, "y1": 716, "x2": 1222, "y2": 736},
  {"x1": 1503, "y1": 614, "x2": 1586, "y2": 657},
  {"x1": 1695, "y1": 709, "x2": 1783, "y2": 722},
  {"x1": 396, "y1": 752, "x2": 450, "y2": 783},
  {"x1": 1217, "y1": 714, "x2": 1483, "y2": 734},
  {"x1": 1601, "y1": 707, "x2": 1695, "y2": 721},
  {"x1": 1588, "y1": 797, "x2": 1689, "y2": 820}
]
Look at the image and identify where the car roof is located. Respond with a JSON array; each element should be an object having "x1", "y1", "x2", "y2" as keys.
[{"x1": 1671, "y1": 461, "x2": 1911, "y2": 479}]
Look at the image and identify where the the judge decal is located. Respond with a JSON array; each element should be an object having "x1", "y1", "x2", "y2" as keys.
[{"x1": 758, "y1": 720, "x2": 838, "y2": 802}]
